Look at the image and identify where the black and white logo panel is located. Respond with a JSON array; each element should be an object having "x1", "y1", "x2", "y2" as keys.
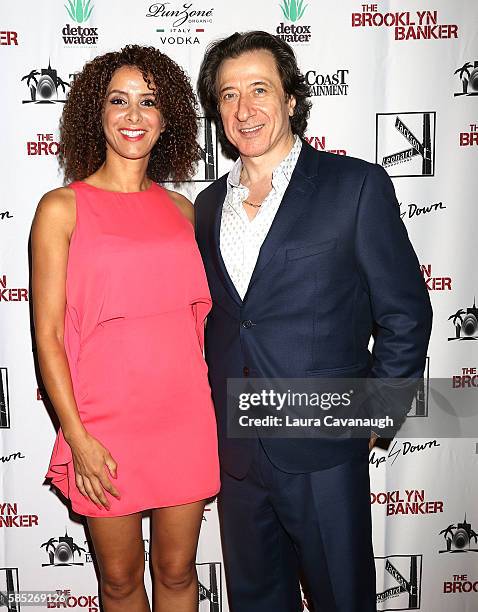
[
  {"x1": 376, "y1": 112, "x2": 436, "y2": 178},
  {"x1": 375, "y1": 554, "x2": 422, "y2": 610}
]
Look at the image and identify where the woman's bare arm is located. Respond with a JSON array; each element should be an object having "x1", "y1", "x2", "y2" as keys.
[{"x1": 31, "y1": 188, "x2": 120, "y2": 509}]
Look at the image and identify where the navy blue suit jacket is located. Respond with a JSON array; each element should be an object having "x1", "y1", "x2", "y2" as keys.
[{"x1": 195, "y1": 141, "x2": 432, "y2": 478}]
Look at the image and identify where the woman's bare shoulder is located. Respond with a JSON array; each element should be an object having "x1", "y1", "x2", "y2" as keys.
[
  {"x1": 164, "y1": 188, "x2": 194, "y2": 226},
  {"x1": 33, "y1": 186, "x2": 76, "y2": 236}
]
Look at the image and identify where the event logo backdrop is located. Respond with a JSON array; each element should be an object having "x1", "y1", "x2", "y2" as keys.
[{"x1": 1, "y1": 1, "x2": 477, "y2": 610}]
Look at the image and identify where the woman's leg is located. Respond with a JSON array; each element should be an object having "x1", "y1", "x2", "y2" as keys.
[
  {"x1": 87, "y1": 513, "x2": 149, "y2": 612},
  {"x1": 150, "y1": 500, "x2": 206, "y2": 612}
]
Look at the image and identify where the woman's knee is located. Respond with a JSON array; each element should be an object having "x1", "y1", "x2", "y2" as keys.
[
  {"x1": 101, "y1": 562, "x2": 145, "y2": 600},
  {"x1": 152, "y1": 557, "x2": 196, "y2": 591}
]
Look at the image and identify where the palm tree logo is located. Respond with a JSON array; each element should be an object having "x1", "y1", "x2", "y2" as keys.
[
  {"x1": 21, "y1": 69, "x2": 40, "y2": 89},
  {"x1": 71, "y1": 542, "x2": 87, "y2": 560},
  {"x1": 448, "y1": 309, "x2": 465, "y2": 339},
  {"x1": 40, "y1": 537, "x2": 58, "y2": 565},
  {"x1": 21, "y1": 63, "x2": 70, "y2": 104},
  {"x1": 40, "y1": 531, "x2": 86, "y2": 566},
  {"x1": 439, "y1": 515, "x2": 478, "y2": 553},
  {"x1": 454, "y1": 61, "x2": 478, "y2": 96},
  {"x1": 448, "y1": 299, "x2": 478, "y2": 341}
]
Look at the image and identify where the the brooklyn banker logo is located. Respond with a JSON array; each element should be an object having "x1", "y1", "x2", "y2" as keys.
[
  {"x1": 376, "y1": 112, "x2": 436, "y2": 178},
  {"x1": 375, "y1": 555, "x2": 422, "y2": 610},
  {"x1": 448, "y1": 298, "x2": 478, "y2": 341},
  {"x1": 146, "y1": 2, "x2": 214, "y2": 45},
  {"x1": 197, "y1": 562, "x2": 221, "y2": 610},
  {"x1": 438, "y1": 514, "x2": 478, "y2": 553},
  {"x1": 0, "y1": 567, "x2": 20, "y2": 612},
  {"x1": 21, "y1": 62, "x2": 70, "y2": 104},
  {"x1": 0, "y1": 368, "x2": 10, "y2": 429}
]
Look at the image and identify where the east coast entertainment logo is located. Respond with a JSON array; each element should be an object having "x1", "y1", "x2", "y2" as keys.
[
  {"x1": 62, "y1": 0, "x2": 98, "y2": 47},
  {"x1": 447, "y1": 298, "x2": 478, "y2": 341},
  {"x1": 371, "y1": 488, "x2": 443, "y2": 516},
  {"x1": 375, "y1": 555, "x2": 422, "y2": 611},
  {"x1": 27, "y1": 133, "x2": 59, "y2": 156},
  {"x1": 146, "y1": 2, "x2": 214, "y2": 45},
  {"x1": 305, "y1": 68, "x2": 349, "y2": 96},
  {"x1": 438, "y1": 514, "x2": 478, "y2": 554},
  {"x1": 420, "y1": 264, "x2": 452, "y2": 291},
  {"x1": 276, "y1": 0, "x2": 312, "y2": 44},
  {"x1": 0, "y1": 502, "x2": 39, "y2": 528},
  {"x1": 21, "y1": 61, "x2": 70, "y2": 104},
  {"x1": 459, "y1": 122, "x2": 478, "y2": 147},
  {"x1": 376, "y1": 112, "x2": 436, "y2": 178},
  {"x1": 0, "y1": 368, "x2": 10, "y2": 429},
  {"x1": 46, "y1": 589, "x2": 99, "y2": 610},
  {"x1": 351, "y1": 4, "x2": 458, "y2": 40},
  {"x1": 304, "y1": 135, "x2": 346, "y2": 156},
  {"x1": 454, "y1": 61, "x2": 478, "y2": 97}
]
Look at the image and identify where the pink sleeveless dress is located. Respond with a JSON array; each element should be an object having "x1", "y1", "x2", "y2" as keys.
[{"x1": 45, "y1": 181, "x2": 220, "y2": 517}]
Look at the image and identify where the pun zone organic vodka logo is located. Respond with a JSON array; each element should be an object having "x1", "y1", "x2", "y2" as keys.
[
  {"x1": 276, "y1": 0, "x2": 312, "y2": 44},
  {"x1": 147, "y1": 3, "x2": 214, "y2": 45},
  {"x1": 62, "y1": 0, "x2": 98, "y2": 46}
]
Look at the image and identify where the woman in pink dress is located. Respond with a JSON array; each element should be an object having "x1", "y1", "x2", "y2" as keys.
[{"x1": 31, "y1": 45, "x2": 220, "y2": 612}]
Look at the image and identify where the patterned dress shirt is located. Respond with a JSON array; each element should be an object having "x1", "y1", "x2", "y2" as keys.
[{"x1": 220, "y1": 137, "x2": 302, "y2": 299}]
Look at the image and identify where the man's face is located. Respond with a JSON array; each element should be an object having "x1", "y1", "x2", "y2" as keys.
[{"x1": 216, "y1": 49, "x2": 296, "y2": 160}]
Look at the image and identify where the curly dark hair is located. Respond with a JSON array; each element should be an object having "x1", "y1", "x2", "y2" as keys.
[
  {"x1": 59, "y1": 44, "x2": 200, "y2": 183},
  {"x1": 197, "y1": 31, "x2": 311, "y2": 160}
]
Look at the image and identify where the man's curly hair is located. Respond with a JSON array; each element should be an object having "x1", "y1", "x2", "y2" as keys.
[
  {"x1": 59, "y1": 45, "x2": 200, "y2": 183},
  {"x1": 197, "y1": 31, "x2": 311, "y2": 160}
]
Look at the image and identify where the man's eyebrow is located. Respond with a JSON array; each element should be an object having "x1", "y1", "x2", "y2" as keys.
[
  {"x1": 106, "y1": 89, "x2": 155, "y2": 96},
  {"x1": 219, "y1": 80, "x2": 271, "y2": 94}
]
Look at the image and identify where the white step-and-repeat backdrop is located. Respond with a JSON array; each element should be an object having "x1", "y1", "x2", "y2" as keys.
[{"x1": 1, "y1": 1, "x2": 477, "y2": 610}]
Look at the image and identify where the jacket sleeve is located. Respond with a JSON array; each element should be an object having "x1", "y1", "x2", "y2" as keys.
[{"x1": 354, "y1": 163, "x2": 433, "y2": 434}]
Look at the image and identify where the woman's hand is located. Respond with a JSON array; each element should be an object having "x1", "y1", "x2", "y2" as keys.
[{"x1": 68, "y1": 431, "x2": 121, "y2": 510}]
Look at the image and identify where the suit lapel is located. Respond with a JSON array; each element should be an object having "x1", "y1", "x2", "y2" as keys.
[
  {"x1": 208, "y1": 178, "x2": 243, "y2": 306},
  {"x1": 243, "y1": 142, "x2": 319, "y2": 299}
]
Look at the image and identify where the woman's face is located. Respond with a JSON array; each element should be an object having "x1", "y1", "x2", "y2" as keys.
[{"x1": 102, "y1": 65, "x2": 165, "y2": 161}]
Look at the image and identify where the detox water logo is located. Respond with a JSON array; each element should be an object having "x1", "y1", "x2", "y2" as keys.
[
  {"x1": 62, "y1": 0, "x2": 98, "y2": 46},
  {"x1": 65, "y1": 0, "x2": 94, "y2": 22},
  {"x1": 276, "y1": 0, "x2": 312, "y2": 44}
]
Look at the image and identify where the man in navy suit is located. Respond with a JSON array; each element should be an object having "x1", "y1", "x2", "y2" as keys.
[{"x1": 195, "y1": 31, "x2": 432, "y2": 612}]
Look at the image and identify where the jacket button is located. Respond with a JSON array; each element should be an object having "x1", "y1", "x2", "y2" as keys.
[
  {"x1": 242, "y1": 320, "x2": 253, "y2": 329},
  {"x1": 243, "y1": 366, "x2": 250, "y2": 377}
]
